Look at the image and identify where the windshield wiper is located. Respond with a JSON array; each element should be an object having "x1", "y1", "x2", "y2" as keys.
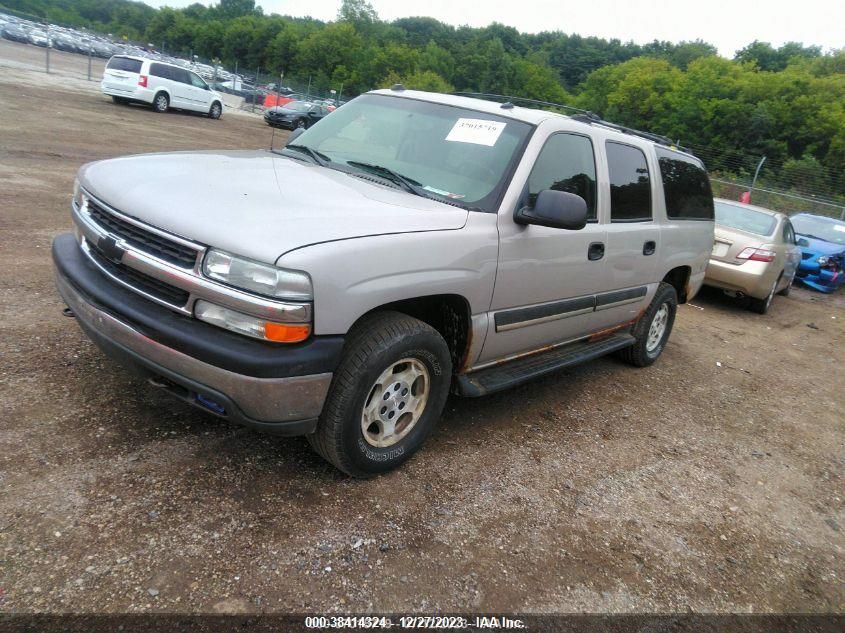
[
  {"x1": 345, "y1": 161, "x2": 430, "y2": 198},
  {"x1": 345, "y1": 161, "x2": 481, "y2": 210},
  {"x1": 279, "y1": 144, "x2": 330, "y2": 167}
]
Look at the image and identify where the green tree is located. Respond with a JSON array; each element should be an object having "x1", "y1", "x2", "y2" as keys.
[
  {"x1": 337, "y1": 0, "x2": 378, "y2": 25},
  {"x1": 380, "y1": 70, "x2": 452, "y2": 93}
]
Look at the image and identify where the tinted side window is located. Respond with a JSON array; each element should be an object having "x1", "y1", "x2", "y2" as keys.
[
  {"x1": 527, "y1": 133, "x2": 597, "y2": 220},
  {"x1": 107, "y1": 57, "x2": 142, "y2": 73},
  {"x1": 171, "y1": 68, "x2": 190, "y2": 84},
  {"x1": 607, "y1": 142, "x2": 652, "y2": 222},
  {"x1": 149, "y1": 63, "x2": 170, "y2": 79},
  {"x1": 656, "y1": 148, "x2": 714, "y2": 220}
]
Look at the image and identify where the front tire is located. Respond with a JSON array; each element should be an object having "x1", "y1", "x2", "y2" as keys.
[
  {"x1": 618, "y1": 282, "x2": 678, "y2": 367},
  {"x1": 152, "y1": 92, "x2": 169, "y2": 113},
  {"x1": 308, "y1": 312, "x2": 452, "y2": 477},
  {"x1": 296, "y1": 118, "x2": 307, "y2": 129},
  {"x1": 777, "y1": 272, "x2": 792, "y2": 296},
  {"x1": 209, "y1": 101, "x2": 222, "y2": 119},
  {"x1": 111, "y1": 96, "x2": 127, "y2": 105}
]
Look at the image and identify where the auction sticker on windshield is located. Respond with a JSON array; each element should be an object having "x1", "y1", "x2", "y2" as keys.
[{"x1": 446, "y1": 118, "x2": 506, "y2": 146}]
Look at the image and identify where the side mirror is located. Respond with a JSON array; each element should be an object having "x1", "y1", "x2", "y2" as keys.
[
  {"x1": 286, "y1": 127, "x2": 306, "y2": 145},
  {"x1": 515, "y1": 190, "x2": 588, "y2": 230},
  {"x1": 796, "y1": 237, "x2": 809, "y2": 247}
]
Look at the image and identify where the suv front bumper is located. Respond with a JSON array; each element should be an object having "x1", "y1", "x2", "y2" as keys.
[{"x1": 53, "y1": 234, "x2": 345, "y2": 435}]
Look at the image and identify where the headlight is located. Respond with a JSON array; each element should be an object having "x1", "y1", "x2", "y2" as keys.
[
  {"x1": 194, "y1": 300, "x2": 311, "y2": 343},
  {"x1": 203, "y1": 249, "x2": 312, "y2": 300},
  {"x1": 72, "y1": 179, "x2": 84, "y2": 208},
  {"x1": 818, "y1": 255, "x2": 830, "y2": 266}
]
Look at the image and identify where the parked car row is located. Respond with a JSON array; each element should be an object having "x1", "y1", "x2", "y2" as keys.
[
  {"x1": 0, "y1": 13, "x2": 120, "y2": 58},
  {"x1": 704, "y1": 199, "x2": 845, "y2": 312},
  {"x1": 0, "y1": 11, "x2": 243, "y2": 82}
]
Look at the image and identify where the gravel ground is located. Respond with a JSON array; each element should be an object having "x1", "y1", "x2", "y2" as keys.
[{"x1": 0, "y1": 40, "x2": 843, "y2": 615}]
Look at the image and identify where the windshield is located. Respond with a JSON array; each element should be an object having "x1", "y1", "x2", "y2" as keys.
[
  {"x1": 288, "y1": 93, "x2": 533, "y2": 212},
  {"x1": 791, "y1": 214, "x2": 845, "y2": 245},
  {"x1": 714, "y1": 201, "x2": 776, "y2": 236},
  {"x1": 284, "y1": 101, "x2": 313, "y2": 113}
]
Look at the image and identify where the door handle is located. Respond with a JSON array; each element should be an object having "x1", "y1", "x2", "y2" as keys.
[
  {"x1": 643, "y1": 240, "x2": 656, "y2": 256},
  {"x1": 588, "y1": 242, "x2": 605, "y2": 261}
]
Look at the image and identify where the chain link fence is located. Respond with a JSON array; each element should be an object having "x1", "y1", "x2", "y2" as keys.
[
  {"x1": 691, "y1": 144, "x2": 845, "y2": 220},
  {"x1": 0, "y1": 35, "x2": 107, "y2": 81},
  {"x1": 710, "y1": 179, "x2": 845, "y2": 220}
]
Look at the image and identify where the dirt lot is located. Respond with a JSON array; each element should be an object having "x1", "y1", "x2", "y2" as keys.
[{"x1": 0, "y1": 40, "x2": 843, "y2": 615}]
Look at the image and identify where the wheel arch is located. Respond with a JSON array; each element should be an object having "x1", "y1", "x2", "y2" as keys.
[
  {"x1": 662, "y1": 265, "x2": 692, "y2": 303},
  {"x1": 151, "y1": 88, "x2": 171, "y2": 106},
  {"x1": 351, "y1": 294, "x2": 472, "y2": 373}
]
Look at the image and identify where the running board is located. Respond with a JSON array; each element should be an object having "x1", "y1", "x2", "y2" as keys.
[{"x1": 456, "y1": 333, "x2": 636, "y2": 397}]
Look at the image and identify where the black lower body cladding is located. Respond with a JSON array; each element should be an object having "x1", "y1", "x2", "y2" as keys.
[{"x1": 52, "y1": 233, "x2": 345, "y2": 433}]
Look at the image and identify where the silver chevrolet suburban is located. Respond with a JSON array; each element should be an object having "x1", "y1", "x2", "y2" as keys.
[{"x1": 53, "y1": 89, "x2": 715, "y2": 476}]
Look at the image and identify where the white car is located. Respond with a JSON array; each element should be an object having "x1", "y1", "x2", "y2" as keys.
[
  {"x1": 101, "y1": 55, "x2": 224, "y2": 119},
  {"x1": 28, "y1": 28, "x2": 50, "y2": 47}
]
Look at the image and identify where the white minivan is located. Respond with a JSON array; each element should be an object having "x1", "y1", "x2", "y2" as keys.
[{"x1": 102, "y1": 55, "x2": 224, "y2": 119}]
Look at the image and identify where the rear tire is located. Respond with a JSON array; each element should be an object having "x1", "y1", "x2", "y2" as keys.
[
  {"x1": 152, "y1": 92, "x2": 169, "y2": 113},
  {"x1": 749, "y1": 277, "x2": 778, "y2": 314},
  {"x1": 209, "y1": 101, "x2": 222, "y2": 119},
  {"x1": 296, "y1": 118, "x2": 307, "y2": 129},
  {"x1": 307, "y1": 311, "x2": 452, "y2": 477},
  {"x1": 618, "y1": 282, "x2": 678, "y2": 367}
]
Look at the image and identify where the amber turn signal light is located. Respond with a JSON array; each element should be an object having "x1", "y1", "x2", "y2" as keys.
[{"x1": 263, "y1": 322, "x2": 311, "y2": 343}]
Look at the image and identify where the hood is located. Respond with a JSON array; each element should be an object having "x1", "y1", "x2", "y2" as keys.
[
  {"x1": 78, "y1": 150, "x2": 468, "y2": 264},
  {"x1": 796, "y1": 234, "x2": 845, "y2": 256}
]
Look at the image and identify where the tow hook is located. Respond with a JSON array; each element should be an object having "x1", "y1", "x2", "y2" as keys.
[{"x1": 62, "y1": 307, "x2": 75, "y2": 318}]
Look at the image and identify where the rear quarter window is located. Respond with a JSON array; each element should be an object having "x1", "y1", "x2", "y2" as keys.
[
  {"x1": 656, "y1": 148, "x2": 714, "y2": 220},
  {"x1": 149, "y1": 63, "x2": 171, "y2": 79},
  {"x1": 107, "y1": 57, "x2": 142, "y2": 73}
]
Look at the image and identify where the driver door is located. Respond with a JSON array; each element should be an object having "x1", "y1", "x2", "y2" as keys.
[{"x1": 480, "y1": 132, "x2": 610, "y2": 363}]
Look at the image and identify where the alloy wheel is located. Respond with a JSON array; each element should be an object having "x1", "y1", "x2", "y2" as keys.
[
  {"x1": 646, "y1": 303, "x2": 669, "y2": 353},
  {"x1": 360, "y1": 358, "x2": 430, "y2": 448}
]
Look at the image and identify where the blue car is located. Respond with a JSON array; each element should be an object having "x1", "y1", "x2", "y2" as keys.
[{"x1": 791, "y1": 213, "x2": 845, "y2": 293}]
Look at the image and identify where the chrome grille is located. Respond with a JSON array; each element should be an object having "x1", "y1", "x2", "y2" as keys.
[
  {"x1": 87, "y1": 242, "x2": 190, "y2": 306},
  {"x1": 87, "y1": 200, "x2": 199, "y2": 268}
]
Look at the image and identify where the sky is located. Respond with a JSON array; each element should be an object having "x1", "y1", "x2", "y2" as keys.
[{"x1": 144, "y1": 0, "x2": 845, "y2": 58}]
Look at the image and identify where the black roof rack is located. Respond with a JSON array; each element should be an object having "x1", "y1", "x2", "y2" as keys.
[{"x1": 451, "y1": 91, "x2": 690, "y2": 154}]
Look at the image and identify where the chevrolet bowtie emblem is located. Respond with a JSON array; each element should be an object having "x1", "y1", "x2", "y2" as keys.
[{"x1": 97, "y1": 235, "x2": 125, "y2": 262}]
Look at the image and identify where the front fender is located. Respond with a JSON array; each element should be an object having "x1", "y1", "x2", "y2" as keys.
[{"x1": 276, "y1": 213, "x2": 499, "y2": 336}]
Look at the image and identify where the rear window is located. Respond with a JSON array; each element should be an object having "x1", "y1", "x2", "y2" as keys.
[
  {"x1": 107, "y1": 57, "x2": 142, "y2": 73},
  {"x1": 714, "y1": 201, "x2": 777, "y2": 236},
  {"x1": 656, "y1": 148, "x2": 714, "y2": 220}
]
